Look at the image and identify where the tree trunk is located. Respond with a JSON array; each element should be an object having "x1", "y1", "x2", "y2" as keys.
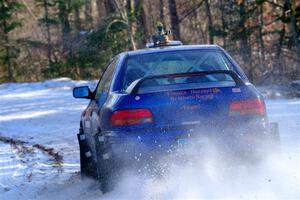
[
  {"x1": 276, "y1": 25, "x2": 285, "y2": 58},
  {"x1": 74, "y1": 6, "x2": 81, "y2": 31},
  {"x1": 42, "y1": 0, "x2": 53, "y2": 66},
  {"x1": 204, "y1": 0, "x2": 214, "y2": 44},
  {"x1": 4, "y1": 38, "x2": 13, "y2": 82},
  {"x1": 258, "y1": 4, "x2": 265, "y2": 65},
  {"x1": 257, "y1": 2, "x2": 266, "y2": 80},
  {"x1": 275, "y1": 5, "x2": 288, "y2": 82},
  {"x1": 127, "y1": 0, "x2": 137, "y2": 50},
  {"x1": 137, "y1": 1, "x2": 149, "y2": 47},
  {"x1": 57, "y1": 0, "x2": 71, "y2": 52},
  {"x1": 238, "y1": 1, "x2": 252, "y2": 81},
  {"x1": 168, "y1": 0, "x2": 180, "y2": 40},
  {"x1": 104, "y1": 0, "x2": 117, "y2": 14},
  {"x1": 159, "y1": 0, "x2": 166, "y2": 25},
  {"x1": 276, "y1": 24, "x2": 285, "y2": 82},
  {"x1": 84, "y1": 0, "x2": 93, "y2": 29},
  {"x1": 96, "y1": 0, "x2": 105, "y2": 22},
  {"x1": 219, "y1": 0, "x2": 226, "y2": 48}
]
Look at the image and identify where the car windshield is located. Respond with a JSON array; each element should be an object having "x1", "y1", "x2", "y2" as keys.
[{"x1": 121, "y1": 49, "x2": 235, "y2": 92}]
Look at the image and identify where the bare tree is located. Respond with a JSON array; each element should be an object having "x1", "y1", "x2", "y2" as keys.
[
  {"x1": 96, "y1": 0, "x2": 106, "y2": 21},
  {"x1": 104, "y1": 0, "x2": 117, "y2": 14},
  {"x1": 219, "y1": 0, "x2": 226, "y2": 48},
  {"x1": 85, "y1": 0, "x2": 93, "y2": 29},
  {"x1": 105, "y1": 0, "x2": 137, "y2": 50},
  {"x1": 168, "y1": 0, "x2": 180, "y2": 40},
  {"x1": 258, "y1": 3, "x2": 265, "y2": 66},
  {"x1": 238, "y1": 0, "x2": 253, "y2": 81},
  {"x1": 285, "y1": 0, "x2": 300, "y2": 74},
  {"x1": 159, "y1": 0, "x2": 166, "y2": 25},
  {"x1": 204, "y1": 0, "x2": 214, "y2": 44},
  {"x1": 39, "y1": 0, "x2": 54, "y2": 66}
]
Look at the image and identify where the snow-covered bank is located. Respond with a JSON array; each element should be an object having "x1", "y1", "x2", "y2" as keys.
[
  {"x1": 0, "y1": 78, "x2": 97, "y2": 199},
  {"x1": 0, "y1": 79, "x2": 299, "y2": 200}
]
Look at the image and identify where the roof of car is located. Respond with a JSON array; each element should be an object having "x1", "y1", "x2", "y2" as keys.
[{"x1": 126, "y1": 44, "x2": 222, "y2": 56}]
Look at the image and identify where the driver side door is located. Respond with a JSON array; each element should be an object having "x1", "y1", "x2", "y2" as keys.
[{"x1": 85, "y1": 57, "x2": 119, "y2": 137}]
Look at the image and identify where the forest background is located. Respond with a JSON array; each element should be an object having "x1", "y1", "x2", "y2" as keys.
[{"x1": 0, "y1": 0, "x2": 300, "y2": 85}]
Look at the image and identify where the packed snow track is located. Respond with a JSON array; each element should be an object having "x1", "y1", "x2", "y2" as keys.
[{"x1": 0, "y1": 78, "x2": 299, "y2": 200}]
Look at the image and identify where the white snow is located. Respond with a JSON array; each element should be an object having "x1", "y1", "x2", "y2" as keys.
[
  {"x1": 0, "y1": 78, "x2": 98, "y2": 199},
  {"x1": 0, "y1": 78, "x2": 299, "y2": 200}
]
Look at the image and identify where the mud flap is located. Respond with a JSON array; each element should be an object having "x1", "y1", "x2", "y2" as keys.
[{"x1": 77, "y1": 128, "x2": 97, "y2": 178}]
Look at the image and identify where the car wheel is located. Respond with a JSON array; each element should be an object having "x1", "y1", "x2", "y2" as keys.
[
  {"x1": 98, "y1": 159, "x2": 118, "y2": 193},
  {"x1": 269, "y1": 122, "x2": 280, "y2": 152}
]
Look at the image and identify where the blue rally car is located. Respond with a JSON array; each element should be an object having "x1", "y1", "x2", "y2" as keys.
[{"x1": 73, "y1": 39, "x2": 279, "y2": 192}]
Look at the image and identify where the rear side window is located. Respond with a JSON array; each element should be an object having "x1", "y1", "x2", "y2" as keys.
[
  {"x1": 121, "y1": 50, "x2": 234, "y2": 91},
  {"x1": 95, "y1": 58, "x2": 118, "y2": 98}
]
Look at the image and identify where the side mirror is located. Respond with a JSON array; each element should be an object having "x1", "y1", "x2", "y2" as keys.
[{"x1": 73, "y1": 86, "x2": 92, "y2": 99}]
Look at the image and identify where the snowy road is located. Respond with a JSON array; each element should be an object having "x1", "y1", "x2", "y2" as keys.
[{"x1": 0, "y1": 79, "x2": 299, "y2": 200}]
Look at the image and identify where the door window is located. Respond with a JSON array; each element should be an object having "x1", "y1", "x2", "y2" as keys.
[{"x1": 95, "y1": 57, "x2": 118, "y2": 99}]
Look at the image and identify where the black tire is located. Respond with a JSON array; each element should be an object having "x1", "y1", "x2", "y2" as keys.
[
  {"x1": 98, "y1": 159, "x2": 119, "y2": 193},
  {"x1": 269, "y1": 122, "x2": 280, "y2": 153},
  {"x1": 94, "y1": 133, "x2": 120, "y2": 193},
  {"x1": 270, "y1": 122, "x2": 280, "y2": 143}
]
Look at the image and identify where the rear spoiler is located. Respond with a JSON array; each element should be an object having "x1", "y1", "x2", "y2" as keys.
[{"x1": 126, "y1": 70, "x2": 245, "y2": 94}]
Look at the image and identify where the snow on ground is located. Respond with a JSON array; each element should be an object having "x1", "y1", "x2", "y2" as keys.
[
  {"x1": 0, "y1": 79, "x2": 299, "y2": 200},
  {"x1": 0, "y1": 78, "x2": 98, "y2": 199}
]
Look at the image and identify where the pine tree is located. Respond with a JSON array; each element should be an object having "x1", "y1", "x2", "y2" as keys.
[
  {"x1": 72, "y1": 0, "x2": 85, "y2": 32},
  {"x1": 0, "y1": 0, "x2": 22, "y2": 82},
  {"x1": 36, "y1": 0, "x2": 57, "y2": 67},
  {"x1": 55, "y1": 0, "x2": 71, "y2": 51}
]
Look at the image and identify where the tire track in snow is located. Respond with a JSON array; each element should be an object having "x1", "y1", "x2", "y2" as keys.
[
  {"x1": 0, "y1": 135, "x2": 63, "y2": 165},
  {"x1": 0, "y1": 134, "x2": 65, "y2": 192}
]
